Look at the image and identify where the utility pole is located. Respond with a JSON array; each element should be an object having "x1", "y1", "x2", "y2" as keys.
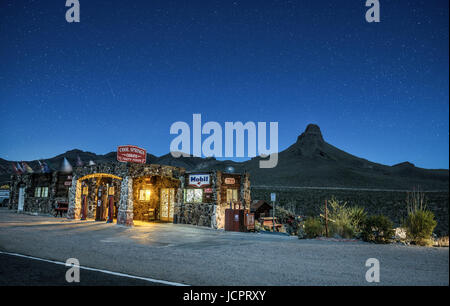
[{"x1": 325, "y1": 199, "x2": 328, "y2": 237}]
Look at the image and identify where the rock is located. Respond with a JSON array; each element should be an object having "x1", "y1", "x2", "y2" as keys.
[{"x1": 394, "y1": 227, "x2": 407, "y2": 240}]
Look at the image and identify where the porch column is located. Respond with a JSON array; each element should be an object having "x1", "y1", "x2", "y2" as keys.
[
  {"x1": 117, "y1": 176, "x2": 134, "y2": 226},
  {"x1": 67, "y1": 176, "x2": 80, "y2": 219}
]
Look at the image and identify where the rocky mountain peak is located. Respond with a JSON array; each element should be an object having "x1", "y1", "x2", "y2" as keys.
[{"x1": 296, "y1": 124, "x2": 324, "y2": 145}]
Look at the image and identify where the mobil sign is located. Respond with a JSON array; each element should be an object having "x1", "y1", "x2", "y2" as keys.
[
  {"x1": 117, "y1": 145, "x2": 147, "y2": 164},
  {"x1": 189, "y1": 174, "x2": 210, "y2": 187}
]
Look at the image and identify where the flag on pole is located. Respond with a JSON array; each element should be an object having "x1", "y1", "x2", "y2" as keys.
[
  {"x1": 16, "y1": 162, "x2": 25, "y2": 174},
  {"x1": 12, "y1": 163, "x2": 22, "y2": 174},
  {"x1": 42, "y1": 161, "x2": 51, "y2": 173},
  {"x1": 22, "y1": 162, "x2": 34, "y2": 173}
]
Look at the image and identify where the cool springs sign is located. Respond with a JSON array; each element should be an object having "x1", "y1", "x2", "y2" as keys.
[
  {"x1": 189, "y1": 174, "x2": 210, "y2": 187},
  {"x1": 117, "y1": 145, "x2": 147, "y2": 164}
]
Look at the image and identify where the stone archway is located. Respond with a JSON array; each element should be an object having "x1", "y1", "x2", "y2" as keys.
[{"x1": 67, "y1": 172, "x2": 134, "y2": 225}]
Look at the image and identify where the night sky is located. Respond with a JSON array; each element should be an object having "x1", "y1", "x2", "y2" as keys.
[{"x1": 0, "y1": 0, "x2": 448, "y2": 169}]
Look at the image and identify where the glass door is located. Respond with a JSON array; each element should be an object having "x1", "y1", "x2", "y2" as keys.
[{"x1": 160, "y1": 188, "x2": 175, "y2": 222}]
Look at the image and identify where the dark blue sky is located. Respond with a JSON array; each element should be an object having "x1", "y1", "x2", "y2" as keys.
[{"x1": 0, "y1": 0, "x2": 448, "y2": 169}]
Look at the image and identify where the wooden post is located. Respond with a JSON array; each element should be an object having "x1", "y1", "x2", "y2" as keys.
[{"x1": 325, "y1": 199, "x2": 328, "y2": 237}]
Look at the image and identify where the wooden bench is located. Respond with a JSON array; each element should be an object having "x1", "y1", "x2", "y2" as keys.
[
  {"x1": 260, "y1": 217, "x2": 283, "y2": 231},
  {"x1": 54, "y1": 201, "x2": 68, "y2": 217}
]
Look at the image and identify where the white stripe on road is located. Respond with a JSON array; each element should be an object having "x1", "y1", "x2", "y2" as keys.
[{"x1": 0, "y1": 251, "x2": 189, "y2": 286}]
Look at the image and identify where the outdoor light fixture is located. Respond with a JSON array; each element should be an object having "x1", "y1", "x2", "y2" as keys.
[{"x1": 139, "y1": 189, "x2": 151, "y2": 201}]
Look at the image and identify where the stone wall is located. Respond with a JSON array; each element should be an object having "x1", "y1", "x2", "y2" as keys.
[
  {"x1": 251, "y1": 187, "x2": 449, "y2": 236},
  {"x1": 9, "y1": 172, "x2": 70, "y2": 215},
  {"x1": 177, "y1": 202, "x2": 215, "y2": 227}
]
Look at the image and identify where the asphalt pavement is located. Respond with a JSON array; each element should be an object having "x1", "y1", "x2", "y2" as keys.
[{"x1": 0, "y1": 208, "x2": 448, "y2": 286}]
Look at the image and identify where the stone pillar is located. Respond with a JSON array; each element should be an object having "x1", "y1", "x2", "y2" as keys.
[
  {"x1": 215, "y1": 171, "x2": 225, "y2": 229},
  {"x1": 173, "y1": 175, "x2": 184, "y2": 223},
  {"x1": 241, "y1": 172, "x2": 251, "y2": 210},
  {"x1": 67, "y1": 176, "x2": 80, "y2": 219},
  {"x1": 117, "y1": 176, "x2": 134, "y2": 226}
]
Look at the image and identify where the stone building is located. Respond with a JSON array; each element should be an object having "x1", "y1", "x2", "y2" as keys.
[
  {"x1": 9, "y1": 171, "x2": 73, "y2": 214},
  {"x1": 9, "y1": 163, "x2": 251, "y2": 229},
  {"x1": 177, "y1": 171, "x2": 251, "y2": 228},
  {"x1": 66, "y1": 163, "x2": 184, "y2": 226}
]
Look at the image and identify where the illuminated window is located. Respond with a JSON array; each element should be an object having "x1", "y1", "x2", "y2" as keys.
[
  {"x1": 41, "y1": 187, "x2": 49, "y2": 198},
  {"x1": 34, "y1": 187, "x2": 49, "y2": 198},
  {"x1": 139, "y1": 189, "x2": 151, "y2": 201},
  {"x1": 184, "y1": 189, "x2": 203, "y2": 203},
  {"x1": 226, "y1": 189, "x2": 239, "y2": 204}
]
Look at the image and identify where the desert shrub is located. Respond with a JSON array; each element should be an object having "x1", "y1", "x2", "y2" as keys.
[
  {"x1": 361, "y1": 215, "x2": 395, "y2": 244},
  {"x1": 297, "y1": 224, "x2": 306, "y2": 239},
  {"x1": 303, "y1": 217, "x2": 323, "y2": 238},
  {"x1": 274, "y1": 206, "x2": 301, "y2": 236},
  {"x1": 321, "y1": 197, "x2": 366, "y2": 238},
  {"x1": 348, "y1": 206, "x2": 367, "y2": 234},
  {"x1": 255, "y1": 220, "x2": 264, "y2": 232},
  {"x1": 404, "y1": 210, "x2": 437, "y2": 246},
  {"x1": 403, "y1": 190, "x2": 437, "y2": 246},
  {"x1": 275, "y1": 206, "x2": 295, "y2": 224}
]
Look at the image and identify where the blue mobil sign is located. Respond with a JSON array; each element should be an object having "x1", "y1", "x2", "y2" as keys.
[{"x1": 189, "y1": 174, "x2": 210, "y2": 187}]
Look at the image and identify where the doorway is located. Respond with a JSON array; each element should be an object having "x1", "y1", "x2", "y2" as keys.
[
  {"x1": 18, "y1": 187, "x2": 25, "y2": 212},
  {"x1": 160, "y1": 188, "x2": 175, "y2": 222},
  {"x1": 76, "y1": 173, "x2": 122, "y2": 222}
]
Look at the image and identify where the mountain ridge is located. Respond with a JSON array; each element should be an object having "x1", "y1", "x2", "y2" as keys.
[{"x1": 1, "y1": 125, "x2": 448, "y2": 190}]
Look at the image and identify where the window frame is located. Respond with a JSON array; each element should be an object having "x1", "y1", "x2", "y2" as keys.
[
  {"x1": 183, "y1": 188, "x2": 203, "y2": 204},
  {"x1": 226, "y1": 188, "x2": 239, "y2": 204}
]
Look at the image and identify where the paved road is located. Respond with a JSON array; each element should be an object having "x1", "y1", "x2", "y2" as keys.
[
  {"x1": 0, "y1": 253, "x2": 161, "y2": 286},
  {"x1": 0, "y1": 208, "x2": 448, "y2": 286}
]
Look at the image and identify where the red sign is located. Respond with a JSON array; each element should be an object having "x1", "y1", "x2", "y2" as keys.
[
  {"x1": 117, "y1": 145, "x2": 147, "y2": 164},
  {"x1": 204, "y1": 188, "x2": 213, "y2": 194},
  {"x1": 224, "y1": 178, "x2": 235, "y2": 185}
]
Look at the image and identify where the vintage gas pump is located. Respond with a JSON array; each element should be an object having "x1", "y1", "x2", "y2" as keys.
[
  {"x1": 107, "y1": 185, "x2": 115, "y2": 223},
  {"x1": 95, "y1": 186, "x2": 105, "y2": 221},
  {"x1": 80, "y1": 182, "x2": 88, "y2": 220}
]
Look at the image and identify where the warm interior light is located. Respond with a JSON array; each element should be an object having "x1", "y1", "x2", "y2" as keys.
[{"x1": 139, "y1": 189, "x2": 151, "y2": 201}]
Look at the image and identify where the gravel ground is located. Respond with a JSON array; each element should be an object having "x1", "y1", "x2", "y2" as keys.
[{"x1": 0, "y1": 208, "x2": 448, "y2": 286}]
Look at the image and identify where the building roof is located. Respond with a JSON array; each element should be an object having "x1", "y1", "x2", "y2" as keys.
[{"x1": 251, "y1": 200, "x2": 272, "y2": 211}]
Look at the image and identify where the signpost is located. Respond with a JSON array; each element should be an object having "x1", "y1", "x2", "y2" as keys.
[
  {"x1": 117, "y1": 145, "x2": 147, "y2": 164},
  {"x1": 325, "y1": 199, "x2": 329, "y2": 237},
  {"x1": 271, "y1": 193, "x2": 276, "y2": 232}
]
